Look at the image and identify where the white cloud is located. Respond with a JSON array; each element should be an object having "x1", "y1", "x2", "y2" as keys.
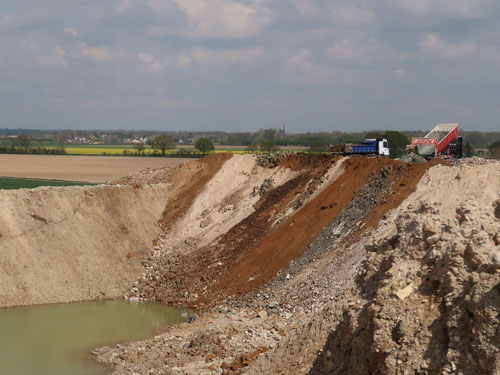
[
  {"x1": 392, "y1": 68, "x2": 406, "y2": 76},
  {"x1": 138, "y1": 52, "x2": 167, "y2": 72},
  {"x1": 80, "y1": 45, "x2": 110, "y2": 62},
  {"x1": 480, "y1": 46, "x2": 500, "y2": 66},
  {"x1": 173, "y1": 0, "x2": 273, "y2": 39},
  {"x1": 64, "y1": 27, "x2": 79, "y2": 37},
  {"x1": 190, "y1": 46, "x2": 266, "y2": 65},
  {"x1": 325, "y1": 35, "x2": 396, "y2": 64},
  {"x1": 286, "y1": 50, "x2": 314, "y2": 71},
  {"x1": 390, "y1": 0, "x2": 493, "y2": 19},
  {"x1": 138, "y1": 52, "x2": 154, "y2": 63},
  {"x1": 117, "y1": 0, "x2": 133, "y2": 12},
  {"x1": 290, "y1": 0, "x2": 318, "y2": 16},
  {"x1": 285, "y1": 49, "x2": 363, "y2": 86},
  {"x1": 419, "y1": 34, "x2": 476, "y2": 59},
  {"x1": 329, "y1": 4, "x2": 376, "y2": 25},
  {"x1": 177, "y1": 53, "x2": 191, "y2": 68},
  {"x1": 35, "y1": 46, "x2": 68, "y2": 68}
]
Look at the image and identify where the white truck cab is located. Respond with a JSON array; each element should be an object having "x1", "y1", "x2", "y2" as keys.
[{"x1": 378, "y1": 139, "x2": 390, "y2": 157}]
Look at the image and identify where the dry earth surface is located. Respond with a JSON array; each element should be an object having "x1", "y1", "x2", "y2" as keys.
[
  {"x1": 1, "y1": 153, "x2": 499, "y2": 374},
  {"x1": 0, "y1": 154, "x2": 189, "y2": 183}
]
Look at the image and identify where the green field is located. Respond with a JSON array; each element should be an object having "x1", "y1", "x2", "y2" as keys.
[{"x1": 0, "y1": 177, "x2": 93, "y2": 190}]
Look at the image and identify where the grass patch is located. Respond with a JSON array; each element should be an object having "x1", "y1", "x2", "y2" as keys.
[{"x1": 0, "y1": 177, "x2": 93, "y2": 190}]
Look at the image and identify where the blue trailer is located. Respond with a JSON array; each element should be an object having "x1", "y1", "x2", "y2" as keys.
[{"x1": 329, "y1": 138, "x2": 389, "y2": 156}]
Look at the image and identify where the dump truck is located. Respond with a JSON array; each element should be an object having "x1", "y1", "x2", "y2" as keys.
[
  {"x1": 329, "y1": 138, "x2": 390, "y2": 157},
  {"x1": 407, "y1": 123, "x2": 464, "y2": 159}
]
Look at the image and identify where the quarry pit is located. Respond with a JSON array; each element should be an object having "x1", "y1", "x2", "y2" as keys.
[{"x1": 1, "y1": 153, "x2": 500, "y2": 374}]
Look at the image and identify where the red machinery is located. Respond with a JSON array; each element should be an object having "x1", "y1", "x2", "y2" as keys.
[{"x1": 410, "y1": 123, "x2": 462, "y2": 158}]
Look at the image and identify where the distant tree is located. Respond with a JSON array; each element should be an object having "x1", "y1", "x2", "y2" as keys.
[
  {"x1": 245, "y1": 143, "x2": 259, "y2": 152},
  {"x1": 308, "y1": 141, "x2": 327, "y2": 153},
  {"x1": 382, "y1": 131, "x2": 410, "y2": 158},
  {"x1": 16, "y1": 134, "x2": 31, "y2": 153},
  {"x1": 134, "y1": 142, "x2": 145, "y2": 155},
  {"x1": 365, "y1": 131, "x2": 384, "y2": 139},
  {"x1": 260, "y1": 141, "x2": 280, "y2": 152},
  {"x1": 151, "y1": 135, "x2": 175, "y2": 155},
  {"x1": 262, "y1": 128, "x2": 278, "y2": 142},
  {"x1": 465, "y1": 142, "x2": 475, "y2": 157},
  {"x1": 195, "y1": 137, "x2": 215, "y2": 153},
  {"x1": 489, "y1": 140, "x2": 500, "y2": 159}
]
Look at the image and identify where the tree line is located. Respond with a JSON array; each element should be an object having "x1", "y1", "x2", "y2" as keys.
[{"x1": 0, "y1": 134, "x2": 66, "y2": 155}]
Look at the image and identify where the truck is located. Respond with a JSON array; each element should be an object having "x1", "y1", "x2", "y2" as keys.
[
  {"x1": 329, "y1": 138, "x2": 390, "y2": 157},
  {"x1": 407, "y1": 123, "x2": 464, "y2": 159}
]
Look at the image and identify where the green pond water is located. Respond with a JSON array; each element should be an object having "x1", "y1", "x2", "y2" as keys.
[{"x1": 0, "y1": 300, "x2": 187, "y2": 375}]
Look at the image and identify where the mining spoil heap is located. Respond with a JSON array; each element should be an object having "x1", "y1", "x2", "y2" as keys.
[{"x1": 2, "y1": 153, "x2": 500, "y2": 374}]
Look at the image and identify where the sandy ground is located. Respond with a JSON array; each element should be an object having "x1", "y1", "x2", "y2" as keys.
[
  {"x1": 0, "y1": 154, "x2": 190, "y2": 183},
  {"x1": 0, "y1": 183, "x2": 172, "y2": 307}
]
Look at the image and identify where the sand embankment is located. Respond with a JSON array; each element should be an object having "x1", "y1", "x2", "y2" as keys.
[{"x1": 0, "y1": 183, "x2": 171, "y2": 307}]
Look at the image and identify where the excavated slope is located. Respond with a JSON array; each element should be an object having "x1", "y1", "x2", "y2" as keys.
[
  {"x1": 92, "y1": 153, "x2": 446, "y2": 375},
  {"x1": 129, "y1": 154, "x2": 436, "y2": 309},
  {"x1": 0, "y1": 184, "x2": 171, "y2": 307},
  {"x1": 0, "y1": 154, "x2": 231, "y2": 308}
]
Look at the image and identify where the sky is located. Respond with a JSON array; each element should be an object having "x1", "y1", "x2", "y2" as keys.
[{"x1": 1, "y1": 0, "x2": 500, "y2": 132}]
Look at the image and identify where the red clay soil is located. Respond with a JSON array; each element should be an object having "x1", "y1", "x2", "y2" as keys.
[
  {"x1": 279, "y1": 153, "x2": 337, "y2": 171},
  {"x1": 150, "y1": 154, "x2": 337, "y2": 307},
  {"x1": 159, "y1": 153, "x2": 233, "y2": 230},
  {"x1": 213, "y1": 157, "x2": 439, "y2": 298}
]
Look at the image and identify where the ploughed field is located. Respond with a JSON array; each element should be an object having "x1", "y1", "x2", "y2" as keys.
[
  {"x1": 1, "y1": 153, "x2": 500, "y2": 374},
  {"x1": 0, "y1": 154, "x2": 190, "y2": 183}
]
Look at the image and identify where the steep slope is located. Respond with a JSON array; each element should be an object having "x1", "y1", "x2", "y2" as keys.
[
  {"x1": 0, "y1": 184, "x2": 171, "y2": 307},
  {"x1": 310, "y1": 158, "x2": 500, "y2": 375}
]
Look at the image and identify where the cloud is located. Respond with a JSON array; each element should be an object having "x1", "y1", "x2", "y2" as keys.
[
  {"x1": 35, "y1": 46, "x2": 68, "y2": 68},
  {"x1": 419, "y1": 34, "x2": 476, "y2": 59},
  {"x1": 64, "y1": 27, "x2": 79, "y2": 37},
  {"x1": 177, "y1": 53, "x2": 191, "y2": 68},
  {"x1": 285, "y1": 49, "x2": 363, "y2": 86},
  {"x1": 329, "y1": 4, "x2": 376, "y2": 25},
  {"x1": 286, "y1": 50, "x2": 314, "y2": 71},
  {"x1": 290, "y1": 0, "x2": 318, "y2": 17},
  {"x1": 392, "y1": 68, "x2": 406, "y2": 76},
  {"x1": 480, "y1": 46, "x2": 500, "y2": 66},
  {"x1": 117, "y1": 0, "x2": 133, "y2": 12},
  {"x1": 325, "y1": 35, "x2": 396, "y2": 64},
  {"x1": 172, "y1": 0, "x2": 273, "y2": 39},
  {"x1": 138, "y1": 52, "x2": 167, "y2": 72},
  {"x1": 80, "y1": 45, "x2": 110, "y2": 62},
  {"x1": 390, "y1": 0, "x2": 494, "y2": 19},
  {"x1": 190, "y1": 46, "x2": 266, "y2": 65}
]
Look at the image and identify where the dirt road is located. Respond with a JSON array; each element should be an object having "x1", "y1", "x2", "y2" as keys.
[{"x1": 0, "y1": 154, "x2": 190, "y2": 183}]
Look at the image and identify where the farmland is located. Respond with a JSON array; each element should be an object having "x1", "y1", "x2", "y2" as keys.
[
  {"x1": 0, "y1": 177, "x2": 92, "y2": 190},
  {"x1": 0, "y1": 154, "x2": 189, "y2": 183},
  {"x1": 62, "y1": 145, "x2": 307, "y2": 155},
  {"x1": 20, "y1": 142, "x2": 307, "y2": 155}
]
